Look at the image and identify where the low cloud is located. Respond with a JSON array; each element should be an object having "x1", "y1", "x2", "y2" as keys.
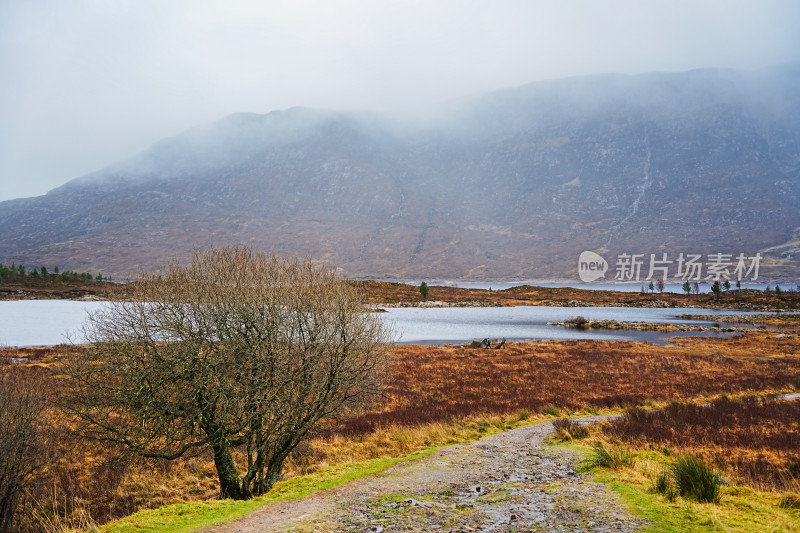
[{"x1": 1, "y1": 0, "x2": 799, "y2": 201}]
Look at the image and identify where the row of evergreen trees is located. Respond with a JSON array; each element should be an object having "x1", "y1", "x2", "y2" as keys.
[{"x1": 0, "y1": 263, "x2": 108, "y2": 282}]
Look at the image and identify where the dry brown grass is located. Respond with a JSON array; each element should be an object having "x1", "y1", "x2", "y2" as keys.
[
  {"x1": 0, "y1": 345, "x2": 75, "y2": 366},
  {"x1": 601, "y1": 396, "x2": 800, "y2": 492},
  {"x1": 2, "y1": 331, "x2": 798, "y2": 528},
  {"x1": 351, "y1": 280, "x2": 800, "y2": 311},
  {"x1": 0, "y1": 276, "x2": 125, "y2": 301},
  {"x1": 344, "y1": 333, "x2": 800, "y2": 433}
]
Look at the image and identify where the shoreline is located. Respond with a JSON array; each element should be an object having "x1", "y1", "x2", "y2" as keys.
[{"x1": 2, "y1": 278, "x2": 799, "y2": 313}]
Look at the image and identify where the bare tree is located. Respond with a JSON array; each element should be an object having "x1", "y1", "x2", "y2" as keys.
[
  {"x1": 655, "y1": 277, "x2": 665, "y2": 294},
  {"x1": 0, "y1": 364, "x2": 51, "y2": 531},
  {"x1": 62, "y1": 247, "x2": 392, "y2": 500}
]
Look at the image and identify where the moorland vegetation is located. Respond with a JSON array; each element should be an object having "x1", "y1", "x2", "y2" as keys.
[{"x1": 1, "y1": 330, "x2": 798, "y2": 530}]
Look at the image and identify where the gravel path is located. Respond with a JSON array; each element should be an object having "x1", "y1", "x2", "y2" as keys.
[{"x1": 204, "y1": 416, "x2": 649, "y2": 532}]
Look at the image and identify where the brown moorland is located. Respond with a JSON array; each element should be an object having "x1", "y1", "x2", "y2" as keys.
[
  {"x1": 0, "y1": 275, "x2": 125, "y2": 301},
  {"x1": 353, "y1": 280, "x2": 800, "y2": 311},
  {"x1": 4, "y1": 276, "x2": 800, "y2": 312},
  {"x1": 344, "y1": 333, "x2": 800, "y2": 433},
  {"x1": 1, "y1": 331, "x2": 798, "y2": 528}
]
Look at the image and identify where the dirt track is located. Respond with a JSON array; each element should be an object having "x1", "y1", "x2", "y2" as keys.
[{"x1": 204, "y1": 416, "x2": 648, "y2": 532}]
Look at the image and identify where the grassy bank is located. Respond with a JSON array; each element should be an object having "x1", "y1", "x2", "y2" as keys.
[
  {"x1": 592, "y1": 468, "x2": 798, "y2": 532},
  {"x1": 102, "y1": 450, "x2": 439, "y2": 533},
  {"x1": 554, "y1": 395, "x2": 800, "y2": 532}
]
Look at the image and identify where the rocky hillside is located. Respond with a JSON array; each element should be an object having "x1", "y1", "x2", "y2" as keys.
[{"x1": 1, "y1": 65, "x2": 799, "y2": 280}]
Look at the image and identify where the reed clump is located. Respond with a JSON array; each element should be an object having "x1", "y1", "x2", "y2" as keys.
[{"x1": 552, "y1": 418, "x2": 590, "y2": 441}]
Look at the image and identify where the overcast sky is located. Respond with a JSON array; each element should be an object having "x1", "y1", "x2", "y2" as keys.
[{"x1": 2, "y1": 0, "x2": 799, "y2": 202}]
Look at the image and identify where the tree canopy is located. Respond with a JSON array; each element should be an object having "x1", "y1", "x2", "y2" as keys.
[{"x1": 63, "y1": 247, "x2": 392, "y2": 499}]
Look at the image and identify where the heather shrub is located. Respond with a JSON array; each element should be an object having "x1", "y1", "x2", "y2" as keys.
[{"x1": 540, "y1": 406, "x2": 561, "y2": 416}]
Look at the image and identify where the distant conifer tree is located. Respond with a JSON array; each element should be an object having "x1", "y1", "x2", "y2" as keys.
[{"x1": 419, "y1": 281, "x2": 429, "y2": 299}]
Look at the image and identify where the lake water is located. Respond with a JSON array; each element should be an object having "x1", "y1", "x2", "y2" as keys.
[
  {"x1": 0, "y1": 300, "x2": 109, "y2": 347},
  {"x1": 0, "y1": 300, "x2": 763, "y2": 347},
  {"x1": 383, "y1": 306, "x2": 759, "y2": 344}
]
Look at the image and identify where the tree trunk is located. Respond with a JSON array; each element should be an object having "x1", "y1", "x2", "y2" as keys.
[
  {"x1": 211, "y1": 443, "x2": 244, "y2": 500},
  {"x1": 240, "y1": 456, "x2": 262, "y2": 499},
  {"x1": 255, "y1": 451, "x2": 290, "y2": 496}
]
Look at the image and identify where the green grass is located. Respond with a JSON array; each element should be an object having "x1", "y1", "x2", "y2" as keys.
[
  {"x1": 594, "y1": 471, "x2": 799, "y2": 532},
  {"x1": 103, "y1": 449, "x2": 437, "y2": 533},
  {"x1": 540, "y1": 405, "x2": 561, "y2": 416},
  {"x1": 570, "y1": 443, "x2": 800, "y2": 532}
]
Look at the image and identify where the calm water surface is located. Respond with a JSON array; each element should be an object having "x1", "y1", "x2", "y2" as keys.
[
  {"x1": 0, "y1": 300, "x2": 108, "y2": 347},
  {"x1": 0, "y1": 300, "x2": 763, "y2": 347},
  {"x1": 384, "y1": 305, "x2": 758, "y2": 344}
]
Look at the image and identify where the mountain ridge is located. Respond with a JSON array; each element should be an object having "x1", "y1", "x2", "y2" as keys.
[{"x1": 2, "y1": 66, "x2": 799, "y2": 281}]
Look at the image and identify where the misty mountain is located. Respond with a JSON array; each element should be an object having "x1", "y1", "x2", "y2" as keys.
[{"x1": 1, "y1": 65, "x2": 799, "y2": 280}]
